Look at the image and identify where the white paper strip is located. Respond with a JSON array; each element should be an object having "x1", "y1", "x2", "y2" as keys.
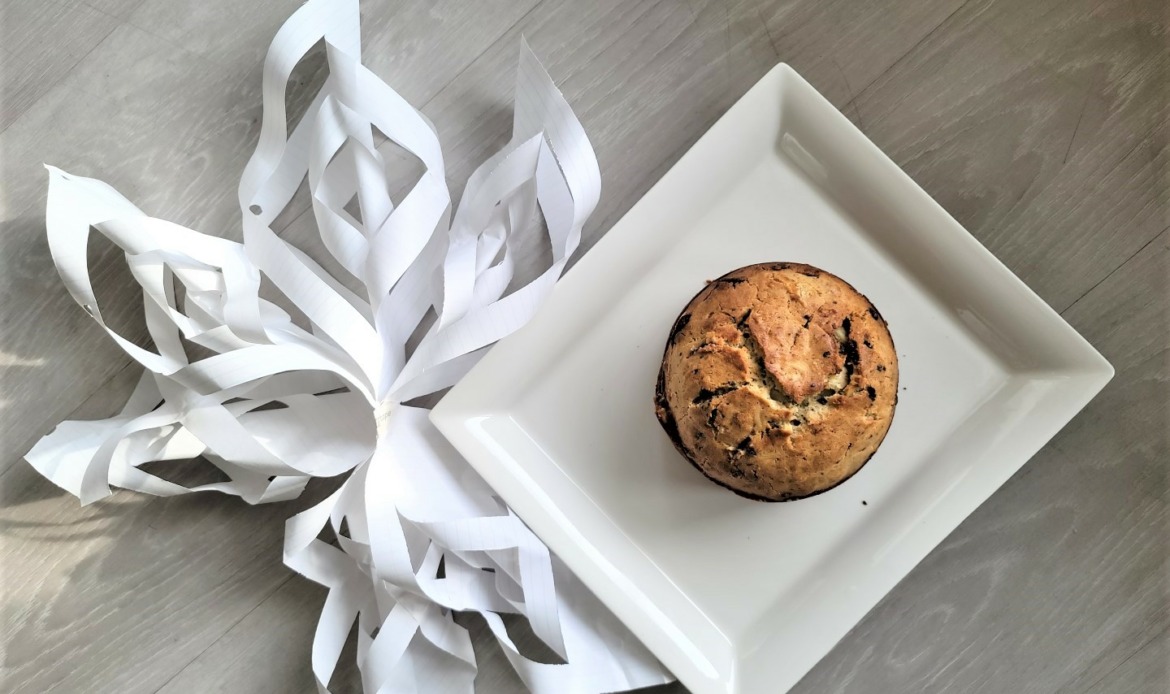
[{"x1": 25, "y1": 0, "x2": 673, "y2": 690}]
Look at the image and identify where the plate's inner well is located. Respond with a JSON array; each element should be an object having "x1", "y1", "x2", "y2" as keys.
[{"x1": 511, "y1": 151, "x2": 1005, "y2": 645}]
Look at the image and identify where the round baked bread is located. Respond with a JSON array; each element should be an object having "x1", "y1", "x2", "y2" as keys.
[{"x1": 654, "y1": 262, "x2": 898, "y2": 501}]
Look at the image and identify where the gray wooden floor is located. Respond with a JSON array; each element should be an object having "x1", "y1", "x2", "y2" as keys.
[{"x1": 1, "y1": 0, "x2": 1166, "y2": 692}]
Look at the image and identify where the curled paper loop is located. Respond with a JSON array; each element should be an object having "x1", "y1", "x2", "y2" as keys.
[
  {"x1": 286, "y1": 408, "x2": 669, "y2": 693},
  {"x1": 26, "y1": 0, "x2": 672, "y2": 690}
]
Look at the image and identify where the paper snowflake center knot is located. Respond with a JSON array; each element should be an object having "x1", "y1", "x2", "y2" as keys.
[{"x1": 374, "y1": 399, "x2": 395, "y2": 439}]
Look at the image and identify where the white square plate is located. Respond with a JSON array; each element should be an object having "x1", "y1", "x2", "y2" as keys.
[{"x1": 430, "y1": 65, "x2": 1113, "y2": 694}]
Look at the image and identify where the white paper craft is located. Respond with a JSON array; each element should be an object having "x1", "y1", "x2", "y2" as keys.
[{"x1": 25, "y1": 0, "x2": 673, "y2": 690}]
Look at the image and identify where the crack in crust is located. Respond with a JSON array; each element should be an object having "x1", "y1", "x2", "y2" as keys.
[
  {"x1": 736, "y1": 318, "x2": 795, "y2": 406},
  {"x1": 693, "y1": 383, "x2": 742, "y2": 404}
]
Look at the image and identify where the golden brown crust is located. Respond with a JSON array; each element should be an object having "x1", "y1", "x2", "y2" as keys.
[{"x1": 654, "y1": 263, "x2": 898, "y2": 501}]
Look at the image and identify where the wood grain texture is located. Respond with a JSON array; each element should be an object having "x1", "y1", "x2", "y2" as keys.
[
  {"x1": 0, "y1": 359, "x2": 347, "y2": 693},
  {"x1": 1083, "y1": 625, "x2": 1169, "y2": 694},
  {"x1": 1, "y1": 0, "x2": 1166, "y2": 692},
  {"x1": 56, "y1": 0, "x2": 151, "y2": 22},
  {"x1": 745, "y1": 0, "x2": 974, "y2": 111},
  {"x1": 0, "y1": 0, "x2": 121, "y2": 132},
  {"x1": 847, "y1": 0, "x2": 1167, "y2": 311},
  {"x1": 152, "y1": 576, "x2": 362, "y2": 694}
]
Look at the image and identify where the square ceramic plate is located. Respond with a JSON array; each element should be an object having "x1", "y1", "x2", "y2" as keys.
[{"x1": 430, "y1": 64, "x2": 1113, "y2": 694}]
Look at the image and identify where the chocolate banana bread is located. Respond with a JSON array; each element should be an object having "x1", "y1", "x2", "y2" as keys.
[{"x1": 654, "y1": 262, "x2": 898, "y2": 501}]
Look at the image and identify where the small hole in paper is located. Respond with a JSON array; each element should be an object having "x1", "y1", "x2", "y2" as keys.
[{"x1": 249, "y1": 204, "x2": 263, "y2": 215}]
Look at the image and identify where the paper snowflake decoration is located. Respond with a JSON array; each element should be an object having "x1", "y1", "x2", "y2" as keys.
[{"x1": 26, "y1": 0, "x2": 671, "y2": 690}]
